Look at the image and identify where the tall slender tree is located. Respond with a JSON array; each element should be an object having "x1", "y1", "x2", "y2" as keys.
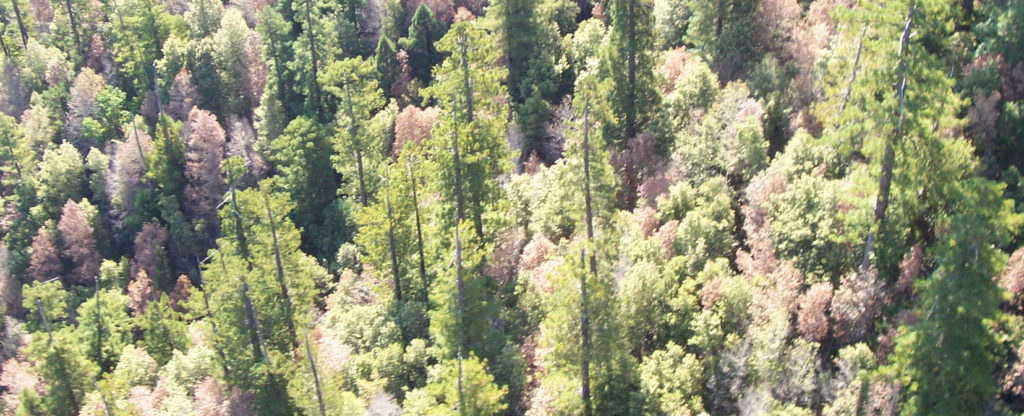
[
  {"x1": 424, "y1": 21, "x2": 511, "y2": 239},
  {"x1": 319, "y1": 56, "x2": 386, "y2": 207},
  {"x1": 602, "y1": 0, "x2": 658, "y2": 142}
]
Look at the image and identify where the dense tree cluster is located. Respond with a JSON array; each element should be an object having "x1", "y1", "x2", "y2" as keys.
[{"x1": 0, "y1": 0, "x2": 1022, "y2": 414}]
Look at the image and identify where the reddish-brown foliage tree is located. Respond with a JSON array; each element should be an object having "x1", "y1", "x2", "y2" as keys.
[
  {"x1": 226, "y1": 115, "x2": 267, "y2": 187},
  {"x1": 875, "y1": 309, "x2": 917, "y2": 362},
  {"x1": 167, "y1": 70, "x2": 201, "y2": 122},
  {"x1": 610, "y1": 132, "x2": 662, "y2": 209},
  {"x1": 638, "y1": 170, "x2": 674, "y2": 208},
  {"x1": 28, "y1": 0, "x2": 52, "y2": 24},
  {"x1": 128, "y1": 384, "x2": 162, "y2": 416},
  {"x1": 522, "y1": 153, "x2": 543, "y2": 175},
  {"x1": 796, "y1": 282, "x2": 832, "y2": 342},
  {"x1": 393, "y1": 105, "x2": 438, "y2": 155},
  {"x1": 1001, "y1": 344, "x2": 1024, "y2": 402},
  {"x1": 1000, "y1": 248, "x2": 1024, "y2": 311},
  {"x1": 453, "y1": 6, "x2": 474, "y2": 22},
  {"x1": 401, "y1": 0, "x2": 454, "y2": 23},
  {"x1": 127, "y1": 269, "x2": 158, "y2": 316},
  {"x1": 391, "y1": 49, "x2": 417, "y2": 105},
  {"x1": 751, "y1": 261, "x2": 803, "y2": 323},
  {"x1": 194, "y1": 376, "x2": 257, "y2": 415},
  {"x1": 242, "y1": 31, "x2": 268, "y2": 110},
  {"x1": 656, "y1": 47, "x2": 691, "y2": 95},
  {"x1": 784, "y1": 0, "x2": 854, "y2": 132},
  {"x1": 865, "y1": 381, "x2": 899, "y2": 415},
  {"x1": 67, "y1": 68, "x2": 105, "y2": 143},
  {"x1": 28, "y1": 228, "x2": 61, "y2": 282},
  {"x1": 700, "y1": 275, "x2": 726, "y2": 310},
  {"x1": 754, "y1": 0, "x2": 800, "y2": 57},
  {"x1": 1001, "y1": 61, "x2": 1024, "y2": 102},
  {"x1": 520, "y1": 232, "x2": 554, "y2": 274},
  {"x1": 485, "y1": 227, "x2": 526, "y2": 285},
  {"x1": 830, "y1": 268, "x2": 883, "y2": 345},
  {"x1": 141, "y1": 90, "x2": 160, "y2": 123},
  {"x1": 738, "y1": 165, "x2": 786, "y2": 276},
  {"x1": 0, "y1": 358, "x2": 43, "y2": 414},
  {"x1": 57, "y1": 199, "x2": 101, "y2": 286},
  {"x1": 894, "y1": 243, "x2": 923, "y2": 300},
  {"x1": 968, "y1": 90, "x2": 1002, "y2": 158},
  {"x1": 655, "y1": 220, "x2": 679, "y2": 258},
  {"x1": 108, "y1": 127, "x2": 153, "y2": 220},
  {"x1": 131, "y1": 221, "x2": 169, "y2": 288},
  {"x1": 633, "y1": 205, "x2": 658, "y2": 237},
  {"x1": 184, "y1": 108, "x2": 226, "y2": 245},
  {"x1": 169, "y1": 275, "x2": 193, "y2": 313},
  {"x1": 86, "y1": 35, "x2": 109, "y2": 76}
]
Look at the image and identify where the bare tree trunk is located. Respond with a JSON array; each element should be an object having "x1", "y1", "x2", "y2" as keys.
[
  {"x1": 580, "y1": 98, "x2": 594, "y2": 416},
  {"x1": 304, "y1": 0, "x2": 323, "y2": 122},
  {"x1": 859, "y1": 5, "x2": 914, "y2": 275},
  {"x1": 229, "y1": 185, "x2": 251, "y2": 259},
  {"x1": 196, "y1": 257, "x2": 231, "y2": 377},
  {"x1": 224, "y1": 187, "x2": 264, "y2": 362},
  {"x1": 0, "y1": 29, "x2": 10, "y2": 57},
  {"x1": 624, "y1": 0, "x2": 637, "y2": 140},
  {"x1": 36, "y1": 297, "x2": 52, "y2": 346},
  {"x1": 385, "y1": 178, "x2": 402, "y2": 302},
  {"x1": 264, "y1": 193, "x2": 296, "y2": 345},
  {"x1": 457, "y1": 350, "x2": 467, "y2": 416},
  {"x1": 455, "y1": 221, "x2": 467, "y2": 416},
  {"x1": 10, "y1": 0, "x2": 27, "y2": 49},
  {"x1": 839, "y1": 23, "x2": 869, "y2": 119},
  {"x1": 265, "y1": 32, "x2": 289, "y2": 115},
  {"x1": 451, "y1": 89, "x2": 469, "y2": 397},
  {"x1": 343, "y1": 82, "x2": 368, "y2": 206},
  {"x1": 93, "y1": 276, "x2": 104, "y2": 368},
  {"x1": 456, "y1": 33, "x2": 484, "y2": 238},
  {"x1": 451, "y1": 96, "x2": 466, "y2": 229},
  {"x1": 152, "y1": 61, "x2": 162, "y2": 116},
  {"x1": 95, "y1": 380, "x2": 114, "y2": 416},
  {"x1": 408, "y1": 156, "x2": 428, "y2": 303},
  {"x1": 131, "y1": 118, "x2": 149, "y2": 173},
  {"x1": 305, "y1": 335, "x2": 327, "y2": 416},
  {"x1": 64, "y1": 0, "x2": 81, "y2": 54},
  {"x1": 454, "y1": 216, "x2": 466, "y2": 352},
  {"x1": 239, "y1": 275, "x2": 265, "y2": 362},
  {"x1": 458, "y1": 34, "x2": 474, "y2": 124}
]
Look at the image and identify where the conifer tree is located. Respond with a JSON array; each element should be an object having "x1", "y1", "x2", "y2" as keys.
[
  {"x1": 257, "y1": 6, "x2": 301, "y2": 119},
  {"x1": 109, "y1": 0, "x2": 185, "y2": 104},
  {"x1": 268, "y1": 117, "x2": 337, "y2": 256},
  {"x1": 137, "y1": 293, "x2": 188, "y2": 366},
  {"x1": 684, "y1": 0, "x2": 758, "y2": 80},
  {"x1": 201, "y1": 175, "x2": 318, "y2": 408},
  {"x1": 485, "y1": 0, "x2": 565, "y2": 155},
  {"x1": 375, "y1": 35, "x2": 398, "y2": 96},
  {"x1": 602, "y1": 0, "x2": 658, "y2": 142},
  {"x1": 290, "y1": 0, "x2": 326, "y2": 120},
  {"x1": 319, "y1": 56, "x2": 386, "y2": 207},
  {"x1": 75, "y1": 285, "x2": 132, "y2": 369},
  {"x1": 27, "y1": 329, "x2": 98, "y2": 416},
  {"x1": 399, "y1": 3, "x2": 447, "y2": 83},
  {"x1": 424, "y1": 21, "x2": 511, "y2": 239}
]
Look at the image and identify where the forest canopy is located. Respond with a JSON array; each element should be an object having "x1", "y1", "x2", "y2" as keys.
[{"x1": 0, "y1": 0, "x2": 1022, "y2": 414}]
